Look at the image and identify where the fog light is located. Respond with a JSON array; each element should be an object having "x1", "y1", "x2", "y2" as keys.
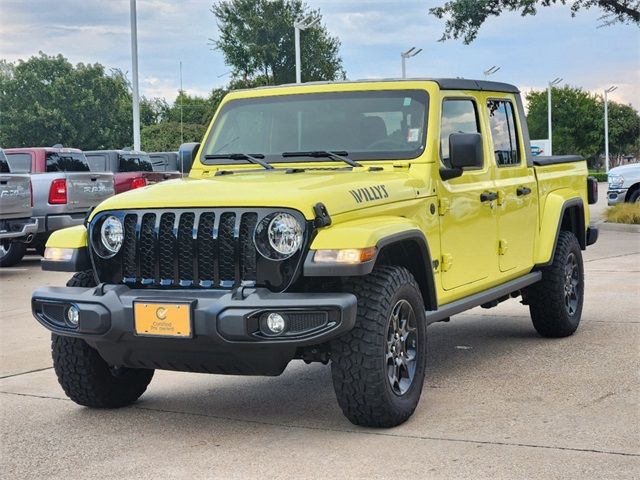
[
  {"x1": 66, "y1": 306, "x2": 79, "y2": 326},
  {"x1": 266, "y1": 312, "x2": 286, "y2": 334}
]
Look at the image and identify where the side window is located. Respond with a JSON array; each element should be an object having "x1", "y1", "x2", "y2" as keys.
[
  {"x1": 5, "y1": 153, "x2": 32, "y2": 173},
  {"x1": 87, "y1": 154, "x2": 107, "y2": 172},
  {"x1": 487, "y1": 100, "x2": 520, "y2": 167},
  {"x1": 440, "y1": 99, "x2": 480, "y2": 167}
]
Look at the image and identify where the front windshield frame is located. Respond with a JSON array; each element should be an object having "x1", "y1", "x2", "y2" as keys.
[{"x1": 201, "y1": 89, "x2": 429, "y2": 166}]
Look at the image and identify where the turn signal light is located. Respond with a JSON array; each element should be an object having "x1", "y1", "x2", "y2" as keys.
[
  {"x1": 314, "y1": 247, "x2": 377, "y2": 264},
  {"x1": 48, "y1": 178, "x2": 67, "y2": 204}
]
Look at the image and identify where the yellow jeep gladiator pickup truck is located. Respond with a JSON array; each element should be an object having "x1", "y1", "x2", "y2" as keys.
[{"x1": 33, "y1": 79, "x2": 599, "y2": 427}]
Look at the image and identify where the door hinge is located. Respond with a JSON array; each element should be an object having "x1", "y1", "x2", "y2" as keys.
[
  {"x1": 441, "y1": 253, "x2": 453, "y2": 272},
  {"x1": 438, "y1": 198, "x2": 450, "y2": 216},
  {"x1": 498, "y1": 239, "x2": 508, "y2": 255}
]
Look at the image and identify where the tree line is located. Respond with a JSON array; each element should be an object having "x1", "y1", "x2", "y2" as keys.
[{"x1": 1, "y1": 0, "x2": 637, "y2": 164}]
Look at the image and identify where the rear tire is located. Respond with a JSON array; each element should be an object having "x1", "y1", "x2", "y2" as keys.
[
  {"x1": 527, "y1": 231, "x2": 584, "y2": 338},
  {"x1": 330, "y1": 266, "x2": 427, "y2": 427},
  {"x1": 0, "y1": 241, "x2": 26, "y2": 267},
  {"x1": 53, "y1": 270, "x2": 154, "y2": 408}
]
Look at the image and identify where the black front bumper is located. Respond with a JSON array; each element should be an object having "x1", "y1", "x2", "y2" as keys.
[{"x1": 32, "y1": 285, "x2": 357, "y2": 376}]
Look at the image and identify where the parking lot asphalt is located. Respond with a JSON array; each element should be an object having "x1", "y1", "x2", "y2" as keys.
[{"x1": 1, "y1": 201, "x2": 638, "y2": 479}]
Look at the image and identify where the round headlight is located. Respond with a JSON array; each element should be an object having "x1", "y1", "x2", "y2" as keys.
[
  {"x1": 267, "y1": 213, "x2": 303, "y2": 257},
  {"x1": 100, "y1": 215, "x2": 124, "y2": 256}
]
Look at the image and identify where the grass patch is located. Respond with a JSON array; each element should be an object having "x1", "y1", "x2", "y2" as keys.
[
  {"x1": 604, "y1": 203, "x2": 640, "y2": 224},
  {"x1": 588, "y1": 170, "x2": 608, "y2": 182}
]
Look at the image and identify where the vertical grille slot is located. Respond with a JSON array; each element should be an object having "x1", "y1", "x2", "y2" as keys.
[
  {"x1": 139, "y1": 213, "x2": 157, "y2": 283},
  {"x1": 239, "y1": 213, "x2": 258, "y2": 283},
  {"x1": 196, "y1": 212, "x2": 216, "y2": 286},
  {"x1": 177, "y1": 212, "x2": 195, "y2": 285},
  {"x1": 158, "y1": 212, "x2": 176, "y2": 284},
  {"x1": 218, "y1": 212, "x2": 236, "y2": 286},
  {"x1": 121, "y1": 214, "x2": 138, "y2": 280}
]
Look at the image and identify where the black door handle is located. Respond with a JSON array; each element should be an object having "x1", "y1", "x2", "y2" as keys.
[
  {"x1": 480, "y1": 191, "x2": 498, "y2": 202},
  {"x1": 516, "y1": 186, "x2": 532, "y2": 196}
]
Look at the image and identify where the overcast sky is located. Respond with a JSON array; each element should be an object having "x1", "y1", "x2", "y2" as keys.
[{"x1": 1, "y1": 0, "x2": 638, "y2": 108}]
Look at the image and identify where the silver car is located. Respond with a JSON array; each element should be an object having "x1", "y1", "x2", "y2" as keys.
[{"x1": 607, "y1": 163, "x2": 640, "y2": 205}]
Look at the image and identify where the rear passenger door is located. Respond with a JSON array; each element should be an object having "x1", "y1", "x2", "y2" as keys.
[{"x1": 486, "y1": 98, "x2": 537, "y2": 273}]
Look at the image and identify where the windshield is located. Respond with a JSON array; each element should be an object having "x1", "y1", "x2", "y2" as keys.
[
  {"x1": 202, "y1": 90, "x2": 428, "y2": 165},
  {"x1": 118, "y1": 154, "x2": 153, "y2": 172},
  {"x1": 46, "y1": 152, "x2": 90, "y2": 172}
]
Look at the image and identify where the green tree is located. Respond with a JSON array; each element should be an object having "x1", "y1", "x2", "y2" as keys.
[
  {"x1": 430, "y1": 1, "x2": 640, "y2": 44},
  {"x1": 141, "y1": 122, "x2": 207, "y2": 152},
  {"x1": 0, "y1": 53, "x2": 134, "y2": 149},
  {"x1": 210, "y1": 0, "x2": 345, "y2": 84},
  {"x1": 526, "y1": 85, "x2": 640, "y2": 167}
]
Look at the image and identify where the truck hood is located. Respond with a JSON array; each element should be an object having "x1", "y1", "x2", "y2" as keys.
[
  {"x1": 91, "y1": 168, "x2": 423, "y2": 219},
  {"x1": 608, "y1": 163, "x2": 640, "y2": 176}
]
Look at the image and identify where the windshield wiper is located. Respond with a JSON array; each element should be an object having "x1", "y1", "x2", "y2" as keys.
[
  {"x1": 204, "y1": 153, "x2": 274, "y2": 170},
  {"x1": 281, "y1": 150, "x2": 362, "y2": 168}
]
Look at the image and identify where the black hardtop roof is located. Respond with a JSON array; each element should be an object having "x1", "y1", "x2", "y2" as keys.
[{"x1": 244, "y1": 78, "x2": 519, "y2": 94}]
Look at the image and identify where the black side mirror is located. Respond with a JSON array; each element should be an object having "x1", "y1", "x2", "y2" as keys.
[
  {"x1": 450, "y1": 133, "x2": 483, "y2": 169},
  {"x1": 440, "y1": 133, "x2": 483, "y2": 181},
  {"x1": 177, "y1": 142, "x2": 200, "y2": 175}
]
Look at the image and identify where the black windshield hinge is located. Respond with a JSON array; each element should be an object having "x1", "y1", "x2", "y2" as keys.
[{"x1": 313, "y1": 202, "x2": 332, "y2": 228}]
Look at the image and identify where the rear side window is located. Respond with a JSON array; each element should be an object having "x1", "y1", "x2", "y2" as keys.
[
  {"x1": 46, "y1": 152, "x2": 90, "y2": 172},
  {"x1": 86, "y1": 154, "x2": 108, "y2": 172},
  {"x1": 0, "y1": 151, "x2": 9, "y2": 173},
  {"x1": 149, "y1": 154, "x2": 167, "y2": 171},
  {"x1": 440, "y1": 99, "x2": 480, "y2": 167},
  {"x1": 487, "y1": 100, "x2": 520, "y2": 167},
  {"x1": 5, "y1": 153, "x2": 32, "y2": 173},
  {"x1": 118, "y1": 155, "x2": 153, "y2": 172}
]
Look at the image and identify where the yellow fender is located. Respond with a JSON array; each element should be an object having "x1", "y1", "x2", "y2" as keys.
[
  {"x1": 535, "y1": 189, "x2": 585, "y2": 265},
  {"x1": 45, "y1": 226, "x2": 88, "y2": 249},
  {"x1": 311, "y1": 216, "x2": 424, "y2": 250}
]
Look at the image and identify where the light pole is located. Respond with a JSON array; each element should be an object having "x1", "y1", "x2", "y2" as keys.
[
  {"x1": 483, "y1": 65, "x2": 500, "y2": 79},
  {"x1": 401, "y1": 47, "x2": 422, "y2": 79},
  {"x1": 547, "y1": 77, "x2": 562, "y2": 156},
  {"x1": 129, "y1": 0, "x2": 141, "y2": 151},
  {"x1": 604, "y1": 85, "x2": 617, "y2": 172},
  {"x1": 294, "y1": 16, "x2": 320, "y2": 84}
]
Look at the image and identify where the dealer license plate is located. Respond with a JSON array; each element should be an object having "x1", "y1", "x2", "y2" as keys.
[{"x1": 134, "y1": 302, "x2": 192, "y2": 338}]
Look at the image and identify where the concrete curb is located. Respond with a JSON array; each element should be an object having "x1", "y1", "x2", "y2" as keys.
[{"x1": 596, "y1": 222, "x2": 640, "y2": 233}]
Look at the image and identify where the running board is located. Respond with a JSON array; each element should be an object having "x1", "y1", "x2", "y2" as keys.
[{"x1": 425, "y1": 272, "x2": 542, "y2": 324}]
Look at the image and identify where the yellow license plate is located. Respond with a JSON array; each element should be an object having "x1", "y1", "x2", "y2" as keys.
[{"x1": 134, "y1": 302, "x2": 192, "y2": 338}]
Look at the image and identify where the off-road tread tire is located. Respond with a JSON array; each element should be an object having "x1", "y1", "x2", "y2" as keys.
[
  {"x1": 66, "y1": 270, "x2": 97, "y2": 288},
  {"x1": 54, "y1": 271, "x2": 153, "y2": 408},
  {"x1": 528, "y1": 231, "x2": 584, "y2": 338},
  {"x1": 52, "y1": 335, "x2": 154, "y2": 408},
  {"x1": 330, "y1": 266, "x2": 427, "y2": 428},
  {"x1": 0, "y1": 242, "x2": 26, "y2": 267}
]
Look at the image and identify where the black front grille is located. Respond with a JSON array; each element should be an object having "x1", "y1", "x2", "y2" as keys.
[{"x1": 90, "y1": 208, "x2": 307, "y2": 290}]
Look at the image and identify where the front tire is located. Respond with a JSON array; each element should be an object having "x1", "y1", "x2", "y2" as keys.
[
  {"x1": 52, "y1": 270, "x2": 154, "y2": 408},
  {"x1": 330, "y1": 266, "x2": 427, "y2": 427},
  {"x1": 527, "y1": 231, "x2": 584, "y2": 338},
  {"x1": 52, "y1": 335, "x2": 154, "y2": 408},
  {"x1": 0, "y1": 241, "x2": 26, "y2": 267}
]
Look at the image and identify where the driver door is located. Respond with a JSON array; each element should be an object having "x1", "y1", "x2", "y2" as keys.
[{"x1": 437, "y1": 97, "x2": 498, "y2": 291}]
